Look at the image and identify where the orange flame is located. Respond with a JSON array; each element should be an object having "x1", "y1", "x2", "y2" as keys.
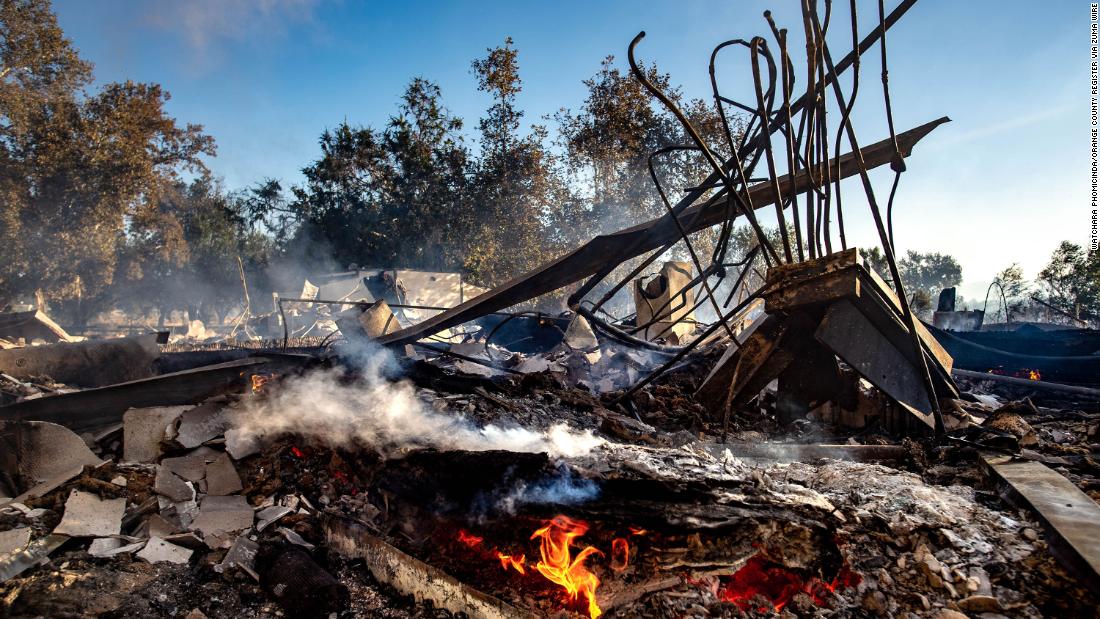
[
  {"x1": 497, "y1": 552, "x2": 526, "y2": 574},
  {"x1": 610, "y1": 538, "x2": 629, "y2": 573},
  {"x1": 457, "y1": 530, "x2": 484, "y2": 548},
  {"x1": 251, "y1": 373, "x2": 274, "y2": 394},
  {"x1": 1027, "y1": 369, "x2": 1041, "y2": 381},
  {"x1": 628, "y1": 526, "x2": 648, "y2": 536},
  {"x1": 531, "y1": 515, "x2": 602, "y2": 618}
]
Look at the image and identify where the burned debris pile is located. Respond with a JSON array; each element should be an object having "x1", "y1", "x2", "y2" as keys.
[{"x1": 2, "y1": 2, "x2": 1100, "y2": 619}]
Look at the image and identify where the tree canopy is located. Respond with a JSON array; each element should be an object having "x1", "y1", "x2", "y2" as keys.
[
  {"x1": 0, "y1": 2, "x2": 994, "y2": 330},
  {"x1": 0, "y1": 0, "x2": 214, "y2": 325}
]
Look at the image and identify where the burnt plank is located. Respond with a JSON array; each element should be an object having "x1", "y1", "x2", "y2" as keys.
[
  {"x1": 0, "y1": 333, "x2": 164, "y2": 388},
  {"x1": 696, "y1": 316, "x2": 789, "y2": 412},
  {"x1": 982, "y1": 454, "x2": 1100, "y2": 591},
  {"x1": 323, "y1": 513, "x2": 532, "y2": 619},
  {"x1": 763, "y1": 268, "x2": 861, "y2": 313}
]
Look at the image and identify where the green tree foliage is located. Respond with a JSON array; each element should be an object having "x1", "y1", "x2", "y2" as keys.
[
  {"x1": 284, "y1": 77, "x2": 470, "y2": 273},
  {"x1": 858, "y1": 247, "x2": 964, "y2": 304},
  {"x1": 858, "y1": 247, "x2": 889, "y2": 279},
  {"x1": 464, "y1": 38, "x2": 573, "y2": 284},
  {"x1": 554, "y1": 56, "x2": 731, "y2": 248},
  {"x1": 857, "y1": 248, "x2": 961, "y2": 315},
  {"x1": 248, "y1": 40, "x2": 738, "y2": 296},
  {"x1": 0, "y1": 0, "x2": 214, "y2": 326},
  {"x1": 897, "y1": 250, "x2": 962, "y2": 301},
  {"x1": 239, "y1": 179, "x2": 297, "y2": 247},
  {"x1": 121, "y1": 176, "x2": 272, "y2": 324},
  {"x1": 1037, "y1": 241, "x2": 1100, "y2": 323}
]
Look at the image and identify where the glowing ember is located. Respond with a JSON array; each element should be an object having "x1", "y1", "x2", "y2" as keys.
[
  {"x1": 289, "y1": 446, "x2": 305, "y2": 459},
  {"x1": 497, "y1": 552, "x2": 526, "y2": 574},
  {"x1": 717, "y1": 554, "x2": 861, "y2": 612},
  {"x1": 610, "y1": 538, "x2": 629, "y2": 573},
  {"x1": 531, "y1": 515, "x2": 602, "y2": 619},
  {"x1": 628, "y1": 527, "x2": 648, "y2": 536},
  {"x1": 457, "y1": 530, "x2": 484, "y2": 548},
  {"x1": 986, "y1": 367, "x2": 1043, "y2": 381}
]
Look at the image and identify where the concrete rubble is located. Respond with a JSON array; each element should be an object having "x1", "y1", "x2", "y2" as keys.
[{"x1": 52, "y1": 490, "x2": 126, "y2": 537}]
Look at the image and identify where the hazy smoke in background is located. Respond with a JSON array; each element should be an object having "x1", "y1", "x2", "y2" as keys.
[
  {"x1": 231, "y1": 341, "x2": 604, "y2": 458},
  {"x1": 263, "y1": 236, "x2": 342, "y2": 300}
]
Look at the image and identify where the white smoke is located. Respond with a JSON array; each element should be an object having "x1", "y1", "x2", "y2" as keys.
[
  {"x1": 488, "y1": 466, "x2": 600, "y2": 516},
  {"x1": 232, "y1": 343, "x2": 604, "y2": 459}
]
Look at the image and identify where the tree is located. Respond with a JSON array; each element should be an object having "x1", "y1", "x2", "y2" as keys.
[
  {"x1": 1037, "y1": 241, "x2": 1100, "y2": 323},
  {"x1": 549, "y1": 54, "x2": 735, "y2": 310},
  {"x1": 288, "y1": 77, "x2": 470, "y2": 273},
  {"x1": 464, "y1": 38, "x2": 569, "y2": 285},
  {"x1": 0, "y1": 0, "x2": 214, "y2": 327},
  {"x1": 384, "y1": 77, "x2": 471, "y2": 271},
  {"x1": 239, "y1": 179, "x2": 298, "y2": 247},
  {"x1": 857, "y1": 247, "x2": 964, "y2": 318},
  {"x1": 554, "y1": 56, "x2": 730, "y2": 247},
  {"x1": 120, "y1": 176, "x2": 272, "y2": 325},
  {"x1": 897, "y1": 250, "x2": 962, "y2": 301},
  {"x1": 989, "y1": 263, "x2": 1028, "y2": 322}
]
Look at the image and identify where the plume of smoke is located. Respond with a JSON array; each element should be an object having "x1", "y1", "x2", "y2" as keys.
[
  {"x1": 487, "y1": 465, "x2": 600, "y2": 516},
  {"x1": 231, "y1": 341, "x2": 604, "y2": 459}
]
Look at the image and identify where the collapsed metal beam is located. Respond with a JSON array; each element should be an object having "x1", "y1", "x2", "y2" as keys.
[
  {"x1": 379, "y1": 117, "x2": 949, "y2": 346},
  {"x1": 0, "y1": 355, "x2": 314, "y2": 431}
]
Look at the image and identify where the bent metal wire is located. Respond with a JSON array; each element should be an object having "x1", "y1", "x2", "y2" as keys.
[{"x1": 589, "y1": 0, "x2": 945, "y2": 434}]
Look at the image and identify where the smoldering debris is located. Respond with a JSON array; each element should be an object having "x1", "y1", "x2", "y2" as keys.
[{"x1": 2, "y1": 4, "x2": 1100, "y2": 619}]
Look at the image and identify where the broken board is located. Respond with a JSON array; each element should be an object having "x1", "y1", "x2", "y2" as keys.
[{"x1": 982, "y1": 454, "x2": 1100, "y2": 591}]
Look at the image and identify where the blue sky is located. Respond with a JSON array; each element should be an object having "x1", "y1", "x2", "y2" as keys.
[{"x1": 52, "y1": 0, "x2": 1084, "y2": 304}]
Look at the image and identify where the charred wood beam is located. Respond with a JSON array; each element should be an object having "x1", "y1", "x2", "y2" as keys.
[
  {"x1": 153, "y1": 347, "x2": 328, "y2": 374},
  {"x1": 379, "y1": 118, "x2": 948, "y2": 347},
  {"x1": 0, "y1": 333, "x2": 164, "y2": 388}
]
